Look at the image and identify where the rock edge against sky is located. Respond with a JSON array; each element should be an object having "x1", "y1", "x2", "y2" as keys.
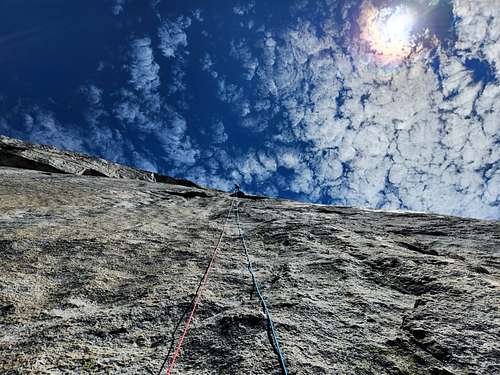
[{"x1": 0, "y1": 0, "x2": 498, "y2": 219}]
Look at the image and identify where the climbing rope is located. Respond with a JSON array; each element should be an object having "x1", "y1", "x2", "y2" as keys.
[
  {"x1": 235, "y1": 202, "x2": 289, "y2": 375},
  {"x1": 156, "y1": 292, "x2": 196, "y2": 375},
  {"x1": 157, "y1": 195, "x2": 290, "y2": 375},
  {"x1": 158, "y1": 199, "x2": 235, "y2": 375}
]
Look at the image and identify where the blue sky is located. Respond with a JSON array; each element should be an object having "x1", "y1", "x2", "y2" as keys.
[{"x1": 0, "y1": 0, "x2": 498, "y2": 220}]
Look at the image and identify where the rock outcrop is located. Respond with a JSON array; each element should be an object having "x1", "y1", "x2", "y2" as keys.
[
  {"x1": 0, "y1": 136, "x2": 198, "y2": 187},
  {"x1": 0, "y1": 136, "x2": 499, "y2": 374}
]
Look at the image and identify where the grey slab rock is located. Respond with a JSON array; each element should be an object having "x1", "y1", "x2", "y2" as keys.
[
  {"x1": 0, "y1": 137, "x2": 499, "y2": 375},
  {"x1": 0, "y1": 135, "x2": 199, "y2": 188}
]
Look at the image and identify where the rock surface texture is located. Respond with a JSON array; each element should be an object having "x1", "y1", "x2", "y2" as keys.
[{"x1": 0, "y1": 136, "x2": 499, "y2": 375}]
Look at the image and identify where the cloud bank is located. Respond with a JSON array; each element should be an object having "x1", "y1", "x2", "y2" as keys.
[{"x1": 0, "y1": 0, "x2": 498, "y2": 219}]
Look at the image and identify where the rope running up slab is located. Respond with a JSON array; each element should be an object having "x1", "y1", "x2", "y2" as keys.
[
  {"x1": 158, "y1": 199, "x2": 235, "y2": 375},
  {"x1": 235, "y1": 202, "x2": 289, "y2": 375}
]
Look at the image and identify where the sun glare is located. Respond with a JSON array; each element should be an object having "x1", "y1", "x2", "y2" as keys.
[
  {"x1": 358, "y1": 1, "x2": 417, "y2": 66},
  {"x1": 378, "y1": 7, "x2": 415, "y2": 45}
]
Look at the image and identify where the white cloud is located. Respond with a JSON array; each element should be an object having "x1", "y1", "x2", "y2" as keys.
[
  {"x1": 230, "y1": 40, "x2": 259, "y2": 80},
  {"x1": 453, "y1": 1, "x2": 500, "y2": 64},
  {"x1": 3, "y1": 107, "x2": 84, "y2": 153},
  {"x1": 211, "y1": 121, "x2": 228, "y2": 144},
  {"x1": 217, "y1": 79, "x2": 243, "y2": 104},
  {"x1": 158, "y1": 16, "x2": 191, "y2": 58},
  {"x1": 156, "y1": 109, "x2": 199, "y2": 168},
  {"x1": 276, "y1": 147, "x2": 301, "y2": 169},
  {"x1": 112, "y1": 34, "x2": 200, "y2": 173},
  {"x1": 112, "y1": 0, "x2": 126, "y2": 15},
  {"x1": 240, "y1": 115, "x2": 268, "y2": 133},
  {"x1": 131, "y1": 151, "x2": 158, "y2": 173},
  {"x1": 128, "y1": 38, "x2": 160, "y2": 93},
  {"x1": 212, "y1": 0, "x2": 499, "y2": 219},
  {"x1": 192, "y1": 9, "x2": 203, "y2": 22},
  {"x1": 233, "y1": 1, "x2": 255, "y2": 16},
  {"x1": 167, "y1": 59, "x2": 188, "y2": 95},
  {"x1": 201, "y1": 53, "x2": 218, "y2": 78},
  {"x1": 79, "y1": 84, "x2": 106, "y2": 128}
]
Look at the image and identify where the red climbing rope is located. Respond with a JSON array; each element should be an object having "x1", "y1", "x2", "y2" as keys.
[{"x1": 163, "y1": 199, "x2": 235, "y2": 375}]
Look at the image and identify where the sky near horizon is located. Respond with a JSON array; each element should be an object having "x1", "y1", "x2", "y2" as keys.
[{"x1": 0, "y1": 0, "x2": 498, "y2": 219}]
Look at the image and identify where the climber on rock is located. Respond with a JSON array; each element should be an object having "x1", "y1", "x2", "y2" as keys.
[{"x1": 231, "y1": 183, "x2": 245, "y2": 198}]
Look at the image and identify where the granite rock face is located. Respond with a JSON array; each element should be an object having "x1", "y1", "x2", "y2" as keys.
[
  {"x1": 0, "y1": 136, "x2": 499, "y2": 375},
  {"x1": 0, "y1": 136, "x2": 198, "y2": 187}
]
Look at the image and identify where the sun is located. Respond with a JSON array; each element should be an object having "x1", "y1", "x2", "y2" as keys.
[
  {"x1": 357, "y1": 1, "x2": 417, "y2": 66},
  {"x1": 377, "y1": 6, "x2": 415, "y2": 46}
]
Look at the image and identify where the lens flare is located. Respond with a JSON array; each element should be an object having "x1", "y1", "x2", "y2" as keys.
[
  {"x1": 357, "y1": 1, "x2": 417, "y2": 66},
  {"x1": 380, "y1": 8, "x2": 415, "y2": 45}
]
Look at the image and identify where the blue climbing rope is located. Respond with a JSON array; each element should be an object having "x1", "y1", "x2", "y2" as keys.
[{"x1": 235, "y1": 202, "x2": 289, "y2": 375}]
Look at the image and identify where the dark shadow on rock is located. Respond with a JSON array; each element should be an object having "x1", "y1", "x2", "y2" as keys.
[
  {"x1": 219, "y1": 312, "x2": 264, "y2": 333},
  {"x1": 167, "y1": 190, "x2": 211, "y2": 199},
  {"x1": 230, "y1": 191, "x2": 266, "y2": 200},
  {"x1": 389, "y1": 229, "x2": 449, "y2": 237},
  {"x1": 397, "y1": 241, "x2": 440, "y2": 256},
  {"x1": 314, "y1": 206, "x2": 361, "y2": 216},
  {"x1": 154, "y1": 173, "x2": 201, "y2": 188},
  {"x1": 0, "y1": 304, "x2": 15, "y2": 316},
  {"x1": 403, "y1": 325, "x2": 452, "y2": 362},
  {"x1": 80, "y1": 168, "x2": 108, "y2": 177},
  {"x1": 0, "y1": 152, "x2": 67, "y2": 174}
]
